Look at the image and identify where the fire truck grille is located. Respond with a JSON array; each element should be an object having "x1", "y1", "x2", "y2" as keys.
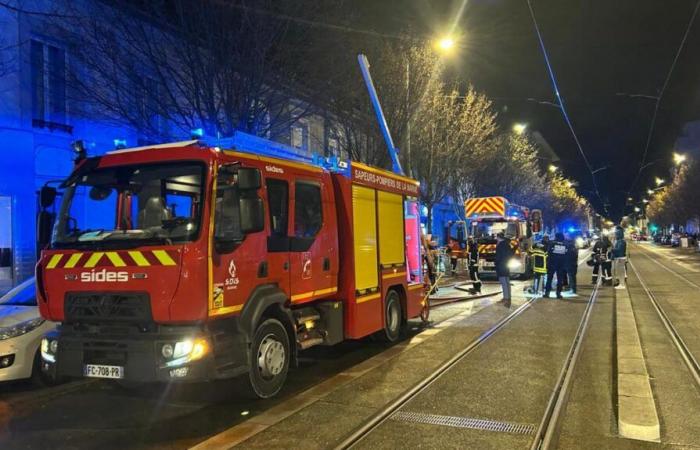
[{"x1": 64, "y1": 292, "x2": 151, "y2": 323}]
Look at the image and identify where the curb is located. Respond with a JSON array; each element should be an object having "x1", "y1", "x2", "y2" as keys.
[{"x1": 615, "y1": 286, "x2": 660, "y2": 442}]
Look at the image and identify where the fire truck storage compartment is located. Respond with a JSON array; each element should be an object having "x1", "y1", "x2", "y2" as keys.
[
  {"x1": 351, "y1": 185, "x2": 379, "y2": 294},
  {"x1": 377, "y1": 190, "x2": 405, "y2": 268}
]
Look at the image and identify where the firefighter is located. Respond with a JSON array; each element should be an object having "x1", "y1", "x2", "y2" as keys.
[
  {"x1": 612, "y1": 226, "x2": 628, "y2": 289},
  {"x1": 591, "y1": 235, "x2": 610, "y2": 284},
  {"x1": 529, "y1": 238, "x2": 548, "y2": 295},
  {"x1": 565, "y1": 234, "x2": 579, "y2": 294},
  {"x1": 467, "y1": 236, "x2": 481, "y2": 294},
  {"x1": 545, "y1": 232, "x2": 568, "y2": 299},
  {"x1": 422, "y1": 233, "x2": 438, "y2": 293}
]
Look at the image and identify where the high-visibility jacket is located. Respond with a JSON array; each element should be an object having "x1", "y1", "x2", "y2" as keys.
[{"x1": 531, "y1": 246, "x2": 547, "y2": 274}]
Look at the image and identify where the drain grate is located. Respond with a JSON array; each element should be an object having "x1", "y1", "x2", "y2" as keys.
[{"x1": 391, "y1": 411, "x2": 536, "y2": 435}]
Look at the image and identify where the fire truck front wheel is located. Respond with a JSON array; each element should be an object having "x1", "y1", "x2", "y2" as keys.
[
  {"x1": 247, "y1": 318, "x2": 290, "y2": 399},
  {"x1": 381, "y1": 290, "x2": 403, "y2": 343}
]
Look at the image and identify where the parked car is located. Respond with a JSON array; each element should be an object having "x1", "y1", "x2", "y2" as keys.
[
  {"x1": 671, "y1": 233, "x2": 681, "y2": 247},
  {"x1": 0, "y1": 278, "x2": 59, "y2": 384}
]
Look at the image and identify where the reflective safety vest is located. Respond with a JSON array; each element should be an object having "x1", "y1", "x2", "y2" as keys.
[{"x1": 531, "y1": 248, "x2": 547, "y2": 274}]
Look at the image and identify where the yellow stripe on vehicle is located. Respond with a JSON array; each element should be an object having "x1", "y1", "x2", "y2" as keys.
[
  {"x1": 64, "y1": 253, "x2": 83, "y2": 269},
  {"x1": 382, "y1": 271, "x2": 406, "y2": 280},
  {"x1": 46, "y1": 254, "x2": 63, "y2": 269},
  {"x1": 209, "y1": 304, "x2": 244, "y2": 316},
  {"x1": 356, "y1": 293, "x2": 381, "y2": 304},
  {"x1": 290, "y1": 286, "x2": 338, "y2": 303},
  {"x1": 105, "y1": 252, "x2": 126, "y2": 267},
  {"x1": 152, "y1": 250, "x2": 176, "y2": 266},
  {"x1": 408, "y1": 283, "x2": 424, "y2": 290},
  {"x1": 128, "y1": 251, "x2": 151, "y2": 267},
  {"x1": 84, "y1": 252, "x2": 104, "y2": 268}
]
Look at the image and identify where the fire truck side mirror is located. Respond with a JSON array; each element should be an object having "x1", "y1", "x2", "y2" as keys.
[
  {"x1": 238, "y1": 168, "x2": 261, "y2": 190},
  {"x1": 39, "y1": 186, "x2": 57, "y2": 209},
  {"x1": 240, "y1": 197, "x2": 265, "y2": 234}
]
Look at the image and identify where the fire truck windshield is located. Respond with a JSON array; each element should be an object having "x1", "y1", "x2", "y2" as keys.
[
  {"x1": 472, "y1": 221, "x2": 519, "y2": 240},
  {"x1": 52, "y1": 162, "x2": 205, "y2": 248}
]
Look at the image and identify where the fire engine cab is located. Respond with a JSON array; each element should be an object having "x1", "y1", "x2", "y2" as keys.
[
  {"x1": 464, "y1": 196, "x2": 542, "y2": 278},
  {"x1": 37, "y1": 137, "x2": 426, "y2": 398}
]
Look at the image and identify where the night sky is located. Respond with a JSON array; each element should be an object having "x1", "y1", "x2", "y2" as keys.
[{"x1": 347, "y1": 0, "x2": 700, "y2": 220}]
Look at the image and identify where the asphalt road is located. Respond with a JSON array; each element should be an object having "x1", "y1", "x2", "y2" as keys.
[{"x1": 0, "y1": 279, "x2": 511, "y2": 450}]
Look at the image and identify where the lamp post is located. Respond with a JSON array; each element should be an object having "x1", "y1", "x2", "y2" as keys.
[{"x1": 404, "y1": 35, "x2": 457, "y2": 177}]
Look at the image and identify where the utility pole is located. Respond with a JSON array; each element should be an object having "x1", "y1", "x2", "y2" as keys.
[{"x1": 405, "y1": 58, "x2": 412, "y2": 177}]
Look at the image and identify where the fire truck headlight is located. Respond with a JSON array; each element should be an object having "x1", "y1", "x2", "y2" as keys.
[
  {"x1": 161, "y1": 338, "x2": 210, "y2": 368},
  {"x1": 507, "y1": 259, "x2": 522, "y2": 270}
]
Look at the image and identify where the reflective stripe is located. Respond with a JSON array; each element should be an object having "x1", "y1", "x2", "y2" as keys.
[
  {"x1": 128, "y1": 251, "x2": 151, "y2": 267},
  {"x1": 64, "y1": 253, "x2": 83, "y2": 269},
  {"x1": 291, "y1": 286, "x2": 338, "y2": 303},
  {"x1": 46, "y1": 254, "x2": 63, "y2": 269},
  {"x1": 382, "y1": 271, "x2": 407, "y2": 280},
  {"x1": 356, "y1": 293, "x2": 381, "y2": 304},
  {"x1": 105, "y1": 252, "x2": 126, "y2": 267},
  {"x1": 209, "y1": 304, "x2": 244, "y2": 316},
  {"x1": 84, "y1": 252, "x2": 104, "y2": 268},
  {"x1": 152, "y1": 250, "x2": 176, "y2": 266}
]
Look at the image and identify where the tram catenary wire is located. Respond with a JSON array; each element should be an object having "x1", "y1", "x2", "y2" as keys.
[
  {"x1": 630, "y1": 250, "x2": 700, "y2": 390},
  {"x1": 334, "y1": 257, "x2": 598, "y2": 450}
]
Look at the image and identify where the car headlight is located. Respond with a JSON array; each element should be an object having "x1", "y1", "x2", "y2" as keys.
[
  {"x1": 0, "y1": 317, "x2": 45, "y2": 341},
  {"x1": 507, "y1": 258, "x2": 522, "y2": 270}
]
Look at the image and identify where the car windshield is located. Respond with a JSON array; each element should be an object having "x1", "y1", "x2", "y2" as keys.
[
  {"x1": 472, "y1": 221, "x2": 518, "y2": 239},
  {"x1": 0, "y1": 278, "x2": 36, "y2": 306},
  {"x1": 53, "y1": 162, "x2": 205, "y2": 248}
]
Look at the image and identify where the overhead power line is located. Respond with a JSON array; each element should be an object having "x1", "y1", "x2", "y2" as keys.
[
  {"x1": 525, "y1": 0, "x2": 607, "y2": 213},
  {"x1": 628, "y1": 0, "x2": 700, "y2": 194}
]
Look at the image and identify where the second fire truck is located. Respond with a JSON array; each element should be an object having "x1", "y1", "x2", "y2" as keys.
[{"x1": 464, "y1": 196, "x2": 542, "y2": 278}]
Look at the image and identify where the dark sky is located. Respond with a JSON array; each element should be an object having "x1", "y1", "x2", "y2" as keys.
[{"x1": 348, "y1": 0, "x2": 700, "y2": 219}]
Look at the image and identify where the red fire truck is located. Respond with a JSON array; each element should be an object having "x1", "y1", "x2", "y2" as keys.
[{"x1": 37, "y1": 139, "x2": 427, "y2": 398}]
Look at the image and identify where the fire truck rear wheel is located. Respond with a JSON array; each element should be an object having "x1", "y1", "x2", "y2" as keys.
[
  {"x1": 382, "y1": 290, "x2": 403, "y2": 343},
  {"x1": 247, "y1": 318, "x2": 290, "y2": 399}
]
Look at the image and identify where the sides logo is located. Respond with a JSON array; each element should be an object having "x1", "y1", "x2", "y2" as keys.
[
  {"x1": 225, "y1": 260, "x2": 240, "y2": 289},
  {"x1": 80, "y1": 269, "x2": 129, "y2": 283}
]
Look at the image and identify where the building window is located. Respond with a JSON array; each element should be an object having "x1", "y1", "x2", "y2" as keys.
[
  {"x1": 30, "y1": 40, "x2": 66, "y2": 125},
  {"x1": 291, "y1": 123, "x2": 307, "y2": 150},
  {"x1": 328, "y1": 136, "x2": 339, "y2": 156}
]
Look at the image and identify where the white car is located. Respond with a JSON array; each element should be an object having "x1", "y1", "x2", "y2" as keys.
[{"x1": 0, "y1": 278, "x2": 58, "y2": 384}]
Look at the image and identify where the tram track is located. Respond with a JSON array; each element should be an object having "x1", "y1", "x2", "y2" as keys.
[
  {"x1": 630, "y1": 251, "x2": 700, "y2": 390},
  {"x1": 334, "y1": 278, "x2": 600, "y2": 450}
]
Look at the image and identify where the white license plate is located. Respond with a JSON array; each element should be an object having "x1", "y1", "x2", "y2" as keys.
[
  {"x1": 483, "y1": 262, "x2": 495, "y2": 267},
  {"x1": 83, "y1": 364, "x2": 124, "y2": 379}
]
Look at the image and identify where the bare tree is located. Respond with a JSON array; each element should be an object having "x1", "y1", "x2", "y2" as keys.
[{"x1": 49, "y1": 0, "x2": 327, "y2": 141}]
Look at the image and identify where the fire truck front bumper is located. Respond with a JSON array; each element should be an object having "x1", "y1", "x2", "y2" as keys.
[{"x1": 40, "y1": 325, "x2": 248, "y2": 383}]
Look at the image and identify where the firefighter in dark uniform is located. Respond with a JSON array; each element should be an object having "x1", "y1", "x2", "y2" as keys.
[
  {"x1": 591, "y1": 235, "x2": 610, "y2": 284},
  {"x1": 467, "y1": 236, "x2": 481, "y2": 294},
  {"x1": 545, "y1": 232, "x2": 569, "y2": 299},
  {"x1": 564, "y1": 234, "x2": 579, "y2": 294}
]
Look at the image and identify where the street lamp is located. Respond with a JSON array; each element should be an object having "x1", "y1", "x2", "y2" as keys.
[
  {"x1": 512, "y1": 123, "x2": 527, "y2": 135},
  {"x1": 437, "y1": 36, "x2": 456, "y2": 53},
  {"x1": 634, "y1": 207, "x2": 641, "y2": 212},
  {"x1": 673, "y1": 152, "x2": 687, "y2": 165},
  {"x1": 647, "y1": 189, "x2": 654, "y2": 195},
  {"x1": 548, "y1": 164, "x2": 558, "y2": 173},
  {"x1": 642, "y1": 198, "x2": 649, "y2": 203},
  {"x1": 654, "y1": 177, "x2": 664, "y2": 186}
]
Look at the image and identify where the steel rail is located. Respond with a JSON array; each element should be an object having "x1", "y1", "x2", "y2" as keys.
[
  {"x1": 529, "y1": 281, "x2": 600, "y2": 450},
  {"x1": 332, "y1": 296, "x2": 539, "y2": 450},
  {"x1": 636, "y1": 243, "x2": 700, "y2": 290},
  {"x1": 629, "y1": 257, "x2": 700, "y2": 389}
]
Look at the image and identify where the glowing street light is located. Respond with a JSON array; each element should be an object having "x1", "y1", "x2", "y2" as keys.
[
  {"x1": 654, "y1": 177, "x2": 664, "y2": 186},
  {"x1": 673, "y1": 152, "x2": 687, "y2": 165},
  {"x1": 566, "y1": 180, "x2": 573, "y2": 188},
  {"x1": 647, "y1": 189, "x2": 654, "y2": 195},
  {"x1": 437, "y1": 36, "x2": 456, "y2": 53},
  {"x1": 627, "y1": 197, "x2": 633, "y2": 202},
  {"x1": 634, "y1": 207, "x2": 641, "y2": 212},
  {"x1": 512, "y1": 123, "x2": 527, "y2": 135},
  {"x1": 642, "y1": 198, "x2": 649, "y2": 203},
  {"x1": 548, "y1": 164, "x2": 558, "y2": 173}
]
